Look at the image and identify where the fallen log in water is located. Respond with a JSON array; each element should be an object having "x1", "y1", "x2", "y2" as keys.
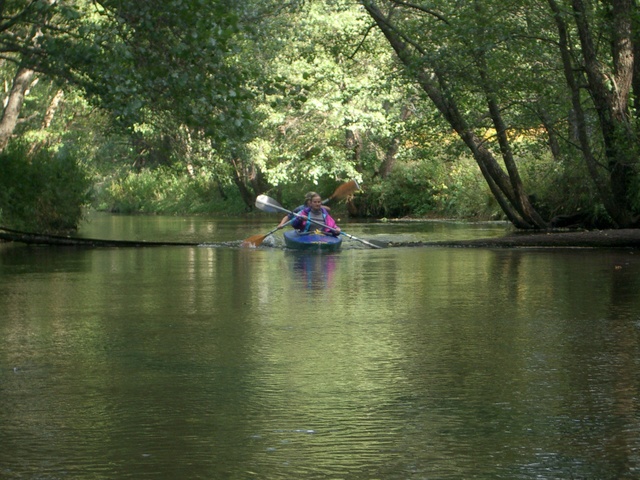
[{"x1": 0, "y1": 226, "x2": 200, "y2": 247}]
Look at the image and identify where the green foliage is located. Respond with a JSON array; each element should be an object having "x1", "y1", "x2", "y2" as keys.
[
  {"x1": 360, "y1": 0, "x2": 640, "y2": 226},
  {"x1": 0, "y1": 144, "x2": 91, "y2": 233},
  {"x1": 355, "y1": 155, "x2": 499, "y2": 220},
  {"x1": 432, "y1": 159, "x2": 500, "y2": 219},
  {"x1": 260, "y1": 176, "x2": 352, "y2": 212},
  {"x1": 249, "y1": 2, "x2": 404, "y2": 187},
  {"x1": 97, "y1": 167, "x2": 246, "y2": 215},
  {"x1": 517, "y1": 149, "x2": 606, "y2": 222},
  {"x1": 365, "y1": 162, "x2": 439, "y2": 218},
  {"x1": 36, "y1": 0, "x2": 254, "y2": 138},
  {"x1": 2, "y1": 0, "x2": 637, "y2": 227}
]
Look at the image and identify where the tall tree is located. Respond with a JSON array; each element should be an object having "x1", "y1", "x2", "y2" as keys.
[
  {"x1": 360, "y1": 0, "x2": 640, "y2": 228},
  {"x1": 548, "y1": 0, "x2": 639, "y2": 227},
  {"x1": 0, "y1": 0, "x2": 60, "y2": 151},
  {"x1": 360, "y1": 1, "x2": 547, "y2": 228}
]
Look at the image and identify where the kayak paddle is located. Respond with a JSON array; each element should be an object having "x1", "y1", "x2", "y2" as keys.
[
  {"x1": 255, "y1": 194, "x2": 383, "y2": 249},
  {"x1": 242, "y1": 219, "x2": 292, "y2": 248},
  {"x1": 242, "y1": 180, "x2": 360, "y2": 248}
]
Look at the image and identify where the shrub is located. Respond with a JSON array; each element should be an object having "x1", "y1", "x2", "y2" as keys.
[
  {"x1": 96, "y1": 166, "x2": 246, "y2": 215},
  {"x1": 0, "y1": 144, "x2": 91, "y2": 233}
]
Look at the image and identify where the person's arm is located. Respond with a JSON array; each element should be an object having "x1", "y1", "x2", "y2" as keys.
[
  {"x1": 291, "y1": 207, "x2": 309, "y2": 229},
  {"x1": 277, "y1": 204, "x2": 306, "y2": 228},
  {"x1": 277, "y1": 215, "x2": 290, "y2": 228}
]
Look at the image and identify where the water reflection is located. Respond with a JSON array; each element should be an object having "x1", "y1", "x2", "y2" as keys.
[
  {"x1": 287, "y1": 251, "x2": 338, "y2": 290},
  {"x1": 2, "y1": 220, "x2": 640, "y2": 479}
]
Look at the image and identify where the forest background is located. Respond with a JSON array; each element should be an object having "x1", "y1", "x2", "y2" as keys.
[{"x1": 0, "y1": 0, "x2": 639, "y2": 234}]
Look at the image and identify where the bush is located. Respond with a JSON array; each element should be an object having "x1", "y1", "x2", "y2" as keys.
[
  {"x1": 351, "y1": 155, "x2": 499, "y2": 220},
  {"x1": 0, "y1": 144, "x2": 91, "y2": 233},
  {"x1": 96, "y1": 166, "x2": 247, "y2": 215}
]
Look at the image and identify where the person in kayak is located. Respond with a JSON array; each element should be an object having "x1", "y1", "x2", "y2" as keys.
[
  {"x1": 276, "y1": 191, "x2": 331, "y2": 228},
  {"x1": 291, "y1": 192, "x2": 341, "y2": 236}
]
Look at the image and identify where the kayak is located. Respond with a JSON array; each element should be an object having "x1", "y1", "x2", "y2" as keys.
[
  {"x1": 284, "y1": 230, "x2": 342, "y2": 251},
  {"x1": 283, "y1": 230, "x2": 342, "y2": 252}
]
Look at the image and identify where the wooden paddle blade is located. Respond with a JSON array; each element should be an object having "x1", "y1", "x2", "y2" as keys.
[
  {"x1": 242, "y1": 234, "x2": 267, "y2": 247},
  {"x1": 327, "y1": 180, "x2": 360, "y2": 201}
]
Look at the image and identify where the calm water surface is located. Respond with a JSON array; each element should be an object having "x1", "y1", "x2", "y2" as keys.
[{"x1": 1, "y1": 214, "x2": 640, "y2": 479}]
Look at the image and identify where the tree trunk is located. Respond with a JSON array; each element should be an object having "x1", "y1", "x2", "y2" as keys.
[
  {"x1": 569, "y1": 0, "x2": 638, "y2": 226},
  {"x1": 379, "y1": 104, "x2": 410, "y2": 179},
  {"x1": 538, "y1": 110, "x2": 562, "y2": 162},
  {"x1": 0, "y1": 0, "x2": 53, "y2": 154},
  {"x1": 345, "y1": 127, "x2": 362, "y2": 168},
  {"x1": 548, "y1": 0, "x2": 617, "y2": 214},
  {"x1": 27, "y1": 88, "x2": 65, "y2": 155},
  {"x1": 230, "y1": 156, "x2": 256, "y2": 209},
  {"x1": 42, "y1": 89, "x2": 64, "y2": 129},
  {"x1": 476, "y1": 52, "x2": 548, "y2": 228},
  {"x1": 0, "y1": 66, "x2": 35, "y2": 152},
  {"x1": 362, "y1": 1, "x2": 544, "y2": 229},
  {"x1": 248, "y1": 163, "x2": 269, "y2": 197},
  {"x1": 379, "y1": 137, "x2": 399, "y2": 179}
]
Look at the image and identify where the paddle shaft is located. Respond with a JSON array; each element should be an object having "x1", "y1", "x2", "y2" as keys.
[{"x1": 265, "y1": 218, "x2": 292, "y2": 237}]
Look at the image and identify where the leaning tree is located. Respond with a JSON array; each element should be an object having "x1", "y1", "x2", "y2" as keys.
[{"x1": 360, "y1": 0, "x2": 640, "y2": 229}]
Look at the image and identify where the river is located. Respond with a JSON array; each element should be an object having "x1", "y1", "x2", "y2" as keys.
[{"x1": 1, "y1": 213, "x2": 639, "y2": 479}]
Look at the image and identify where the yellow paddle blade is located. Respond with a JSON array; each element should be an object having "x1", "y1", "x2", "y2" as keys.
[{"x1": 242, "y1": 234, "x2": 267, "y2": 248}]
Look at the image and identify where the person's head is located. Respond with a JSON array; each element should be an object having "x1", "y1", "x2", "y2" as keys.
[
  {"x1": 304, "y1": 191, "x2": 318, "y2": 207},
  {"x1": 308, "y1": 193, "x2": 323, "y2": 211}
]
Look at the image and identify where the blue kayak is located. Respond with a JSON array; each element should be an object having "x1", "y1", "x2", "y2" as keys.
[{"x1": 283, "y1": 230, "x2": 342, "y2": 252}]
